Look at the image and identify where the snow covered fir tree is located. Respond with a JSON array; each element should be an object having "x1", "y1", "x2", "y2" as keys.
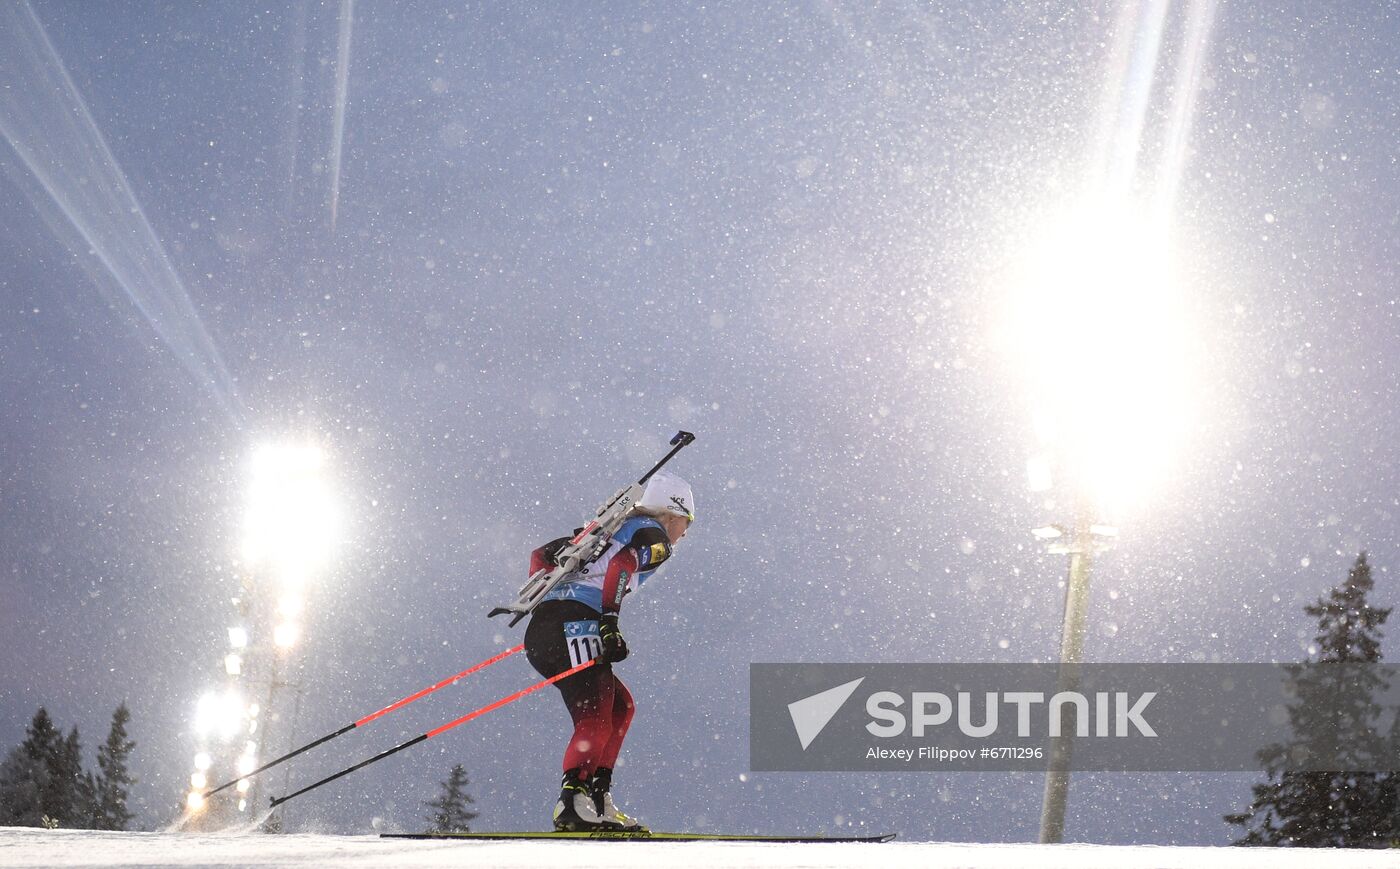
[
  {"x1": 0, "y1": 708, "x2": 81, "y2": 828},
  {"x1": 0, "y1": 705, "x2": 136, "y2": 831},
  {"x1": 1225, "y1": 553, "x2": 1398, "y2": 847},
  {"x1": 91, "y1": 702, "x2": 137, "y2": 831},
  {"x1": 423, "y1": 764, "x2": 478, "y2": 834}
]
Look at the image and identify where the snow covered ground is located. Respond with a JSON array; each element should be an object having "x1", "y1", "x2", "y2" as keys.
[{"x1": 3, "y1": 828, "x2": 1400, "y2": 868}]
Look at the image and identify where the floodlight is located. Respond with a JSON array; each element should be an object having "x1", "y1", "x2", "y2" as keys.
[
  {"x1": 186, "y1": 791, "x2": 205, "y2": 812},
  {"x1": 193, "y1": 752, "x2": 211, "y2": 772},
  {"x1": 214, "y1": 688, "x2": 246, "y2": 742},
  {"x1": 190, "y1": 772, "x2": 207, "y2": 790},
  {"x1": 227, "y1": 626, "x2": 248, "y2": 649},
  {"x1": 242, "y1": 442, "x2": 340, "y2": 578},
  {"x1": 273, "y1": 622, "x2": 299, "y2": 649},
  {"x1": 278, "y1": 594, "x2": 304, "y2": 618},
  {"x1": 1002, "y1": 197, "x2": 1197, "y2": 513},
  {"x1": 224, "y1": 654, "x2": 243, "y2": 676},
  {"x1": 1027, "y1": 455, "x2": 1054, "y2": 493},
  {"x1": 193, "y1": 692, "x2": 219, "y2": 736}
]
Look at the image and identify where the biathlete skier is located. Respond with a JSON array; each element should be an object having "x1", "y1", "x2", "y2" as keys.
[{"x1": 523, "y1": 471, "x2": 694, "y2": 832}]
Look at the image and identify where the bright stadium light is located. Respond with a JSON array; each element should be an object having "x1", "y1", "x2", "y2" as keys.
[
  {"x1": 186, "y1": 791, "x2": 205, "y2": 812},
  {"x1": 1027, "y1": 455, "x2": 1054, "y2": 493},
  {"x1": 193, "y1": 752, "x2": 211, "y2": 772},
  {"x1": 193, "y1": 692, "x2": 219, "y2": 737},
  {"x1": 998, "y1": 195, "x2": 1201, "y2": 845},
  {"x1": 273, "y1": 622, "x2": 299, "y2": 649},
  {"x1": 209, "y1": 689, "x2": 244, "y2": 743},
  {"x1": 190, "y1": 772, "x2": 207, "y2": 790},
  {"x1": 241, "y1": 443, "x2": 340, "y2": 582},
  {"x1": 193, "y1": 687, "x2": 250, "y2": 741},
  {"x1": 277, "y1": 594, "x2": 303, "y2": 618},
  {"x1": 1002, "y1": 197, "x2": 1198, "y2": 515},
  {"x1": 199, "y1": 440, "x2": 340, "y2": 825}
]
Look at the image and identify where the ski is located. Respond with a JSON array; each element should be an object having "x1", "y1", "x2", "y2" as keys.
[{"x1": 381, "y1": 830, "x2": 896, "y2": 843}]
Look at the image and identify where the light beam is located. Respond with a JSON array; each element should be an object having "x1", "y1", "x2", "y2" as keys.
[
  {"x1": 328, "y1": 0, "x2": 355, "y2": 231},
  {"x1": 0, "y1": 2, "x2": 246, "y2": 425}
]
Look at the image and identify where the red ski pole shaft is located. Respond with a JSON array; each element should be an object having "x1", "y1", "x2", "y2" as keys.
[
  {"x1": 270, "y1": 658, "x2": 595, "y2": 809},
  {"x1": 355, "y1": 644, "x2": 526, "y2": 728},
  {"x1": 204, "y1": 644, "x2": 524, "y2": 798}
]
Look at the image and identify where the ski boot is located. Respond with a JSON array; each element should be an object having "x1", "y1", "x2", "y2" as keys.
[
  {"x1": 590, "y1": 767, "x2": 646, "y2": 832},
  {"x1": 553, "y1": 768, "x2": 620, "y2": 832}
]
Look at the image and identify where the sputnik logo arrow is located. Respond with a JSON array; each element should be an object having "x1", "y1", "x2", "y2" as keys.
[{"x1": 787, "y1": 677, "x2": 865, "y2": 750}]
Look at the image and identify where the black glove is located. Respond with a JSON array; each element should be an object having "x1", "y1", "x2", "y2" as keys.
[{"x1": 598, "y1": 614, "x2": 629, "y2": 663}]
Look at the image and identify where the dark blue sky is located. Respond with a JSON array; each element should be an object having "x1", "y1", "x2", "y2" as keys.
[{"x1": 2, "y1": 0, "x2": 1398, "y2": 844}]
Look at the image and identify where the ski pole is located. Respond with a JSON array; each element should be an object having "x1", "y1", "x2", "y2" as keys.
[
  {"x1": 270, "y1": 658, "x2": 596, "y2": 808},
  {"x1": 203, "y1": 644, "x2": 524, "y2": 798}
]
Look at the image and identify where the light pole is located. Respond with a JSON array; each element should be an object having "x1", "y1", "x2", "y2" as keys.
[
  {"x1": 1033, "y1": 516, "x2": 1117, "y2": 843},
  {"x1": 1001, "y1": 198, "x2": 1195, "y2": 842},
  {"x1": 185, "y1": 442, "x2": 337, "y2": 826}
]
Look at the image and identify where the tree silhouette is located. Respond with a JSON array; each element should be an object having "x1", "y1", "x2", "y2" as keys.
[
  {"x1": 1225, "y1": 553, "x2": 1395, "y2": 846},
  {"x1": 92, "y1": 703, "x2": 137, "y2": 830},
  {"x1": 424, "y1": 763, "x2": 478, "y2": 833}
]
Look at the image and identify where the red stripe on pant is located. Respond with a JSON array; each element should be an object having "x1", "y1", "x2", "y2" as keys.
[{"x1": 563, "y1": 675, "x2": 635, "y2": 777}]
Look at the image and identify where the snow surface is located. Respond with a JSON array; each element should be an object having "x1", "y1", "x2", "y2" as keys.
[{"x1": 3, "y1": 828, "x2": 1400, "y2": 869}]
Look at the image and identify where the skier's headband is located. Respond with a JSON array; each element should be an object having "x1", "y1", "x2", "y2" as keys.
[{"x1": 636, "y1": 504, "x2": 694, "y2": 523}]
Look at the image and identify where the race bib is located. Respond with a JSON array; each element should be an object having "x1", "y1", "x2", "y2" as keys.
[{"x1": 563, "y1": 619, "x2": 602, "y2": 668}]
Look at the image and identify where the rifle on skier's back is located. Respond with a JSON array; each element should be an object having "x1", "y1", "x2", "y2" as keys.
[{"x1": 488, "y1": 431, "x2": 695, "y2": 627}]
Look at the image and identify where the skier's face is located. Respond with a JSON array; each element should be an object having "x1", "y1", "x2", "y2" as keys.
[{"x1": 660, "y1": 513, "x2": 691, "y2": 543}]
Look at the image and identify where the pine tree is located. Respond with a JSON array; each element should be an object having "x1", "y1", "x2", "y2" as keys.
[
  {"x1": 1225, "y1": 553, "x2": 1395, "y2": 847},
  {"x1": 80, "y1": 772, "x2": 98, "y2": 828},
  {"x1": 19, "y1": 708, "x2": 60, "y2": 765},
  {"x1": 26, "y1": 708, "x2": 69, "y2": 826},
  {"x1": 0, "y1": 745, "x2": 52, "y2": 827},
  {"x1": 46, "y1": 726, "x2": 86, "y2": 827},
  {"x1": 0, "y1": 708, "x2": 61, "y2": 827},
  {"x1": 423, "y1": 764, "x2": 478, "y2": 833},
  {"x1": 92, "y1": 703, "x2": 136, "y2": 831}
]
